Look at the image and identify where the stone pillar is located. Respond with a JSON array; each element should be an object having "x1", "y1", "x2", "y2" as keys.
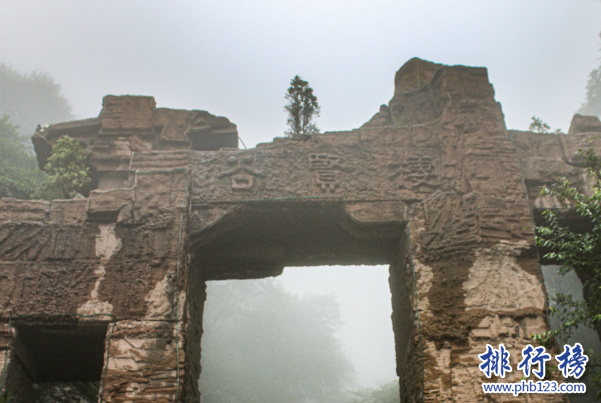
[
  {"x1": 407, "y1": 217, "x2": 556, "y2": 402},
  {"x1": 100, "y1": 320, "x2": 184, "y2": 402},
  {"x1": 182, "y1": 258, "x2": 208, "y2": 403},
  {"x1": 0, "y1": 321, "x2": 36, "y2": 403},
  {"x1": 391, "y1": 64, "x2": 564, "y2": 401},
  {"x1": 96, "y1": 165, "x2": 191, "y2": 402},
  {"x1": 0, "y1": 322, "x2": 13, "y2": 395},
  {"x1": 389, "y1": 228, "x2": 422, "y2": 402}
]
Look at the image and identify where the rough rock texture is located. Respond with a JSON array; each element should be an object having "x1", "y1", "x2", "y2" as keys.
[
  {"x1": 568, "y1": 114, "x2": 601, "y2": 135},
  {"x1": 2, "y1": 58, "x2": 599, "y2": 402},
  {"x1": 0, "y1": 155, "x2": 189, "y2": 401},
  {"x1": 31, "y1": 382, "x2": 99, "y2": 403},
  {"x1": 31, "y1": 95, "x2": 238, "y2": 192}
]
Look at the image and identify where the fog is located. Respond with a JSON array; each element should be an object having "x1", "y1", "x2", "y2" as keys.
[
  {"x1": 2, "y1": 0, "x2": 601, "y2": 399},
  {"x1": 278, "y1": 266, "x2": 396, "y2": 388},
  {"x1": 200, "y1": 266, "x2": 396, "y2": 401},
  {"x1": 1, "y1": 1, "x2": 600, "y2": 145}
]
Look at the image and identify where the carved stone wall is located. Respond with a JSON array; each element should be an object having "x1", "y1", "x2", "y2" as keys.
[
  {"x1": 0, "y1": 157, "x2": 190, "y2": 402},
  {"x1": 2, "y1": 57, "x2": 601, "y2": 402}
]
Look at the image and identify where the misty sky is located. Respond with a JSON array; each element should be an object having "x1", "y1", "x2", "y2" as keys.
[
  {"x1": 210, "y1": 266, "x2": 396, "y2": 389},
  {"x1": 279, "y1": 266, "x2": 395, "y2": 388},
  {"x1": 2, "y1": 0, "x2": 601, "y2": 391},
  {"x1": 1, "y1": 0, "x2": 600, "y2": 146}
]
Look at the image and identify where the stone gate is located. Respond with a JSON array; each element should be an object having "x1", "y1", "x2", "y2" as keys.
[{"x1": 1, "y1": 58, "x2": 601, "y2": 402}]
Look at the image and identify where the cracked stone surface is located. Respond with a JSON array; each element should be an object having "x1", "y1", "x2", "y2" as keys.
[{"x1": 2, "y1": 57, "x2": 600, "y2": 402}]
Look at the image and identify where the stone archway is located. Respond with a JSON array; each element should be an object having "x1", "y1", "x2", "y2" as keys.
[
  {"x1": 3, "y1": 58, "x2": 595, "y2": 402},
  {"x1": 185, "y1": 199, "x2": 410, "y2": 402}
]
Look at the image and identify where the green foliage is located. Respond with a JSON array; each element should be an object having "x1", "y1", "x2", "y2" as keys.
[
  {"x1": 0, "y1": 66, "x2": 75, "y2": 200},
  {"x1": 200, "y1": 279, "x2": 354, "y2": 403},
  {"x1": 528, "y1": 116, "x2": 552, "y2": 133},
  {"x1": 0, "y1": 114, "x2": 44, "y2": 199},
  {"x1": 534, "y1": 149, "x2": 601, "y2": 341},
  {"x1": 43, "y1": 136, "x2": 90, "y2": 199},
  {"x1": 578, "y1": 32, "x2": 601, "y2": 118},
  {"x1": 31, "y1": 382, "x2": 99, "y2": 403},
  {"x1": 534, "y1": 148, "x2": 601, "y2": 394},
  {"x1": 349, "y1": 380, "x2": 400, "y2": 403},
  {"x1": 579, "y1": 66, "x2": 601, "y2": 118},
  {"x1": 0, "y1": 390, "x2": 14, "y2": 403},
  {"x1": 0, "y1": 63, "x2": 73, "y2": 136},
  {"x1": 528, "y1": 116, "x2": 562, "y2": 134},
  {"x1": 393, "y1": 115, "x2": 407, "y2": 127},
  {"x1": 284, "y1": 75, "x2": 320, "y2": 136}
]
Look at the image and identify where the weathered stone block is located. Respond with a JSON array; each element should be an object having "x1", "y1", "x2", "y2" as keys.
[{"x1": 4, "y1": 58, "x2": 600, "y2": 402}]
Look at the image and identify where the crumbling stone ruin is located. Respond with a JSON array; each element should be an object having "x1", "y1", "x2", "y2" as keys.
[{"x1": 2, "y1": 57, "x2": 601, "y2": 402}]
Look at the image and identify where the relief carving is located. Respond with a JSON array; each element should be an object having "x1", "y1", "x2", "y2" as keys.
[
  {"x1": 389, "y1": 152, "x2": 439, "y2": 193},
  {"x1": 309, "y1": 154, "x2": 342, "y2": 193},
  {"x1": 218, "y1": 155, "x2": 265, "y2": 191},
  {"x1": 53, "y1": 229, "x2": 69, "y2": 259}
]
